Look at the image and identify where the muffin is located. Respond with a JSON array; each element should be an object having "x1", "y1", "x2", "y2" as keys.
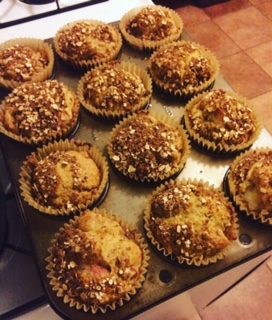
[
  {"x1": 227, "y1": 148, "x2": 272, "y2": 225},
  {"x1": 0, "y1": 80, "x2": 80, "y2": 146},
  {"x1": 119, "y1": 5, "x2": 183, "y2": 51},
  {"x1": 183, "y1": 89, "x2": 262, "y2": 155},
  {"x1": 0, "y1": 38, "x2": 54, "y2": 91},
  {"x1": 19, "y1": 139, "x2": 109, "y2": 216},
  {"x1": 46, "y1": 208, "x2": 149, "y2": 313},
  {"x1": 149, "y1": 40, "x2": 220, "y2": 99},
  {"x1": 144, "y1": 179, "x2": 238, "y2": 266},
  {"x1": 107, "y1": 110, "x2": 190, "y2": 185},
  {"x1": 78, "y1": 60, "x2": 152, "y2": 122},
  {"x1": 54, "y1": 20, "x2": 122, "y2": 71}
]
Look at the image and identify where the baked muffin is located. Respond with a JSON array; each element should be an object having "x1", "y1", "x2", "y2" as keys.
[
  {"x1": 0, "y1": 80, "x2": 80, "y2": 146},
  {"x1": 19, "y1": 139, "x2": 109, "y2": 216},
  {"x1": 227, "y1": 148, "x2": 272, "y2": 225},
  {"x1": 46, "y1": 208, "x2": 149, "y2": 313},
  {"x1": 149, "y1": 40, "x2": 219, "y2": 99},
  {"x1": 183, "y1": 89, "x2": 262, "y2": 155},
  {"x1": 107, "y1": 110, "x2": 190, "y2": 185},
  {"x1": 0, "y1": 38, "x2": 54, "y2": 90},
  {"x1": 54, "y1": 20, "x2": 122, "y2": 71},
  {"x1": 119, "y1": 5, "x2": 183, "y2": 51},
  {"x1": 78, "y1": 60, "x2": 152, "y2": 122},
  {"x1": 144, "y1": 179, "x2": 238, "y2": 266}
]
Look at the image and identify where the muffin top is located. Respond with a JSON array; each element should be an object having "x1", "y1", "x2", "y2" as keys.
[
  {"x1": 0, "y1": 80, "x2": 79, "y2": 144},
  {"x1": 0, "y1": 44, "x2": 50, "y2": 83},
  {"x1": 228, "y1": 149, "x2": 272, "y2": 222},
  {"x1": 108, "y1": 110, "x2": 189, "y2": 183},
  {"x1": 55, "y1": 21, "x2": 121, "y2": 61},
  {"x1": 149, "y1": 41, "x2": 218, "y2": 95},
  {"x1": 184, "y1": 89, "x2": 260, "y2": 149},
  {"x1": 79, "y1": 61, "x2": 151, "y2": 116},
  {"x1": 125, "y1": 6, "x2": 182, "y2": 41},
  {"x1": 29, "y1": 150, "x2": 102, "y2": 211},
  {"x1": 47, "y1": 209, "x2": 148, "y2": 311},
  {"x1": 145, "y1": 180, "x2": 238, "y2": 264}
]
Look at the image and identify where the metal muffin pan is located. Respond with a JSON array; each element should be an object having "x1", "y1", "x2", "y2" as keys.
[{"x1": 0, "y1": 29, "x2": 272, "y2": 320}]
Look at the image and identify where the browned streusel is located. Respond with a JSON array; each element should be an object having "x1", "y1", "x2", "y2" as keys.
[
  {"x1": 186, "y1": 90, "x2": 257, "y2": 147},
  {"x1": 56, "y1": 21, "x2": 120, "y2": 60},
  {"x1": 1, "y1": 80, "x2": 77, "y2": 143},
  {"x1": 150, "y1": 41, "x2": 213, "y2": 92},
  {"x1": 29, "y1": 150, "x2": 101, "y2": 210},
  {"x1": 48, "y1": 209, "x2": 145, "y2": 309},
  {"x1": 82, "y1": 61, "x2": 150, "y2": 112},
  {"x1": 228, "y1": 149, "x2": 272, "y2": 221},
  {"x1": 126, "y1": 6, "x2": 180, "y2": 41},
  {"x1": 148, "y1": 180, "x2": 237, "y2": 262},
  {"x1": 109, "y1": 110, "x2": 184, "y2": 181},
  {"x1": 0, "y1": 45, "x2": 49, "y2": 82}
]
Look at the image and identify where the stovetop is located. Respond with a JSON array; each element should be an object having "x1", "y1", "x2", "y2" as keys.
[
  {"x1": 0, "y1": 0, "x2": 108, "y2": 28},
  {"x1": 0, "y1": 151, "x2": 46, "y2": 320}
]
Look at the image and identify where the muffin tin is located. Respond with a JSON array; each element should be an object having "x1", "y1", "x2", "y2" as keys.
[{"x1": 0, "y1": 26, "x2": 272, "y2": 320}]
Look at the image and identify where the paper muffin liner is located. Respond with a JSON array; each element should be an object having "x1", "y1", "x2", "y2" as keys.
[
  {"x1": 144, "y1": 179, "x2": 239, "y2": 266},
  {"x1": 227, "y1": 147, "x2": 272, "y2": 225},
  {"x1": 0, "y1": 80, "x2": 80, "y2": 146},
  {"x1": 149, "y1": 40, "x2": 220, "y2": 99},
  {"x1": 0, "y1": 38, "x2": 55, "y2": 91},
  {"x1": 78, "y1": 60, "x2": 152, "y2": 122},
  {"x1": 119, "y1": 5, "x2": 184, "y2": 52},
  {"x1": 19, "y1": 139, "x2": 109, "y2": 216},
  {"x1": 45, "y1": 207, "x2": 150, "y2": 313},
  {"x1": 53, "y1": 20, "x2": 123, "y2": 72},
  {"x1": 107, "y1": 110, "x2": 191, "y2": 185},
  {"x1": 183, "y1": 90, "x2": 263, "y2": 156}
]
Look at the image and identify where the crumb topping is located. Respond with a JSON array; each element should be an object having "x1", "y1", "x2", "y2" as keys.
[
  {"x1": 82, "y1": 61, "x2": 150, "y2": 112},
  {"x1": 110, "y1": 110, "x2": 184, "y2": 181},
  {"x1": 57, "y1": 21, "x2": 120, "y2": 61},
  {"x1": 229, "y1": 150, "x2": 272, "y2": 219},
  {"x1": 2, "y1": 80, "x2": 76, "y2": 143},
  {"x1": 126, "y1": 7, "x2": 179, "y2": 41},
  {"x1": 186, "y1": 90, "x2": 257, "y2": 147},
  {"x1": 150, "y1": 42, "x2": 213, "y2": 91},
  {"x1": 149, "y1": 181, "x2": 237, "y2": 261},
  {"x1": 49, "y1": 209, "x2": 143, "y2": 307},
  {"x1": 29, "y1": 150, "x2": 101, "y2": 210},
  {"x1": 0, "y1": 44, "x2": 49, "y2": 82}
]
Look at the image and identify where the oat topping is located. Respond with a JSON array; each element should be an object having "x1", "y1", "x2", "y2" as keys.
[
  {"x1": 0, "y1": 44, "x2": 49, "y2": 82},
  {"x1": 126, "y1": 7, "x2": 179, "y2": 41},
  {"x1": 149, "y1": 181, "x2": 237, "y2": 261},
  {"x1": 109, "y1": 111, "x2": 184, "y2": 181},
  {"x1": 2, "y1": 80, "x2": 76, "y2": 142},
  {"x1": 29, "y1": 150, "x2": 101, "y2": 210},
  {"x1": 186, "y1": 90, "x2": 257, "y2": 147},
  {"x1": 150, "y1": 42, "x2": 214, "y2": 91},
  {"x1": 56, "y1": 21, "x2": 120, "y2": 60},
  {"x1": 82, "y1": 62, "x2": 150, "y2": 112},
  {"x1": 48, "y1": 209, "x2": 144, "y2": 308},
  {"x1": 229, "y1": 150, "x2": 272, "y2": 220}
]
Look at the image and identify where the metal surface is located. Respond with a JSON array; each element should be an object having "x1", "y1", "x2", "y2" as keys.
[{"x1": 0, "y1": 30, "x2": 272, "y2": 320}]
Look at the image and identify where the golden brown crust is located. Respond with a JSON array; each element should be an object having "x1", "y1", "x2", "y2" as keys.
[
  {"x1": 0, "y1": 80, "x2": 79, "y2": 145},
  {"x1": 78, "y1": 61, "x2": 152, "y2": 120},
  {"x1": 46, "y1": 208, "x2": 149, "y2": 313},
  {"x1": 30, "y1": 150, "x2": 101, "y2": 210},
  {"x1": 149, "y1": 41, "x2": 219, "y2": 97},
  {"x1": 0, "y1": 44, "x2": 49, "y2": 82},
  {"x1": 184, "y1": 89, "x2": 261, "y2": 153},
  {"x1": 144, "y1": 180, "x2": 238, "y2": 265},
  {"x1": 108, "y1": 110, "x2": 190, "y2": 183},
  {"x1": 228, "y1": 148, "x2": 272, "y2": 224},
  {"x1": 54, "y1": 20, "x2": 122, "y2": 70}
]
